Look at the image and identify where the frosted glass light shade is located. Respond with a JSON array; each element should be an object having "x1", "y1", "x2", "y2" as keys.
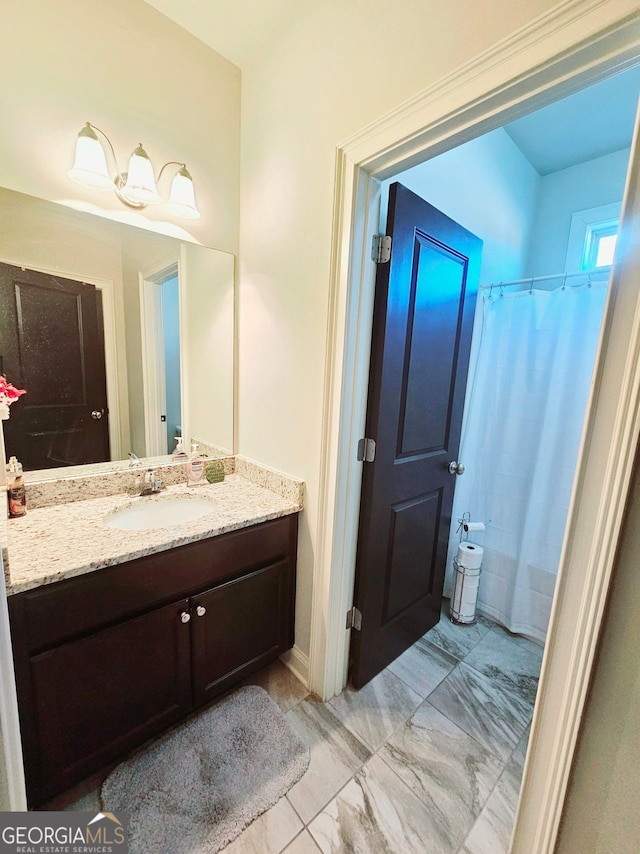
[
  {"x1": 165, "y1": 166, "x2": 200, "y2": 219},
  {"x1": 121, "y1": 144, "x2": 161, "y2": 204},
  {"x1": 67, "y1": 124, "x2": 201, "y2": 217},
  {"x1": 67, "y1": 124, "x2": 113, "y2": 190}
]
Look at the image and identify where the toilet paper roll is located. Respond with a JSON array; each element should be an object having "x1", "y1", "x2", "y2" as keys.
[
  {"x1": 457, "y1": 541, "x2": 483, "y2": 569},
  {"x1": 463, "y1": 521, "x2": 485, "y2": 534},
  {"x1": 455, "y1": 578, "x2": 480, "y2": 610}
]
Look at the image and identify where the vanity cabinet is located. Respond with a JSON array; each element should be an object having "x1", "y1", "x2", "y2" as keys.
[{"x1": 8, "y1": 514, "x2": 298, "y2": 807}]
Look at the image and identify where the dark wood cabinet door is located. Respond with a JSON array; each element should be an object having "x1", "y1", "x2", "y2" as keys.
[
  {"x1": 191, "y1": 560, "x2": 295, "y2": 705},
  {"x1": 24, "y1": 599, "x2": 192, "y2": 804}
]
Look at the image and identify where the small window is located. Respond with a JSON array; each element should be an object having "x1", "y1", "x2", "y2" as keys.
[
  {"x1": 566, "y1": 203, "x2": 621, "y2": 272},
  {"x1": 583, "y1": 220, "x2": 619, "y2": 269}
]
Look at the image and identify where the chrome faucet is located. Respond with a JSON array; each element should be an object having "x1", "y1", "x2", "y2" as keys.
[{"x1": 131, "y1": 468, "x2": 165, "y2": 496}]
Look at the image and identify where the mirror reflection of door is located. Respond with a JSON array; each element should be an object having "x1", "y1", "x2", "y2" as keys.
[
  {"x1": 0, "y1": 262, "x2": 110, "y2": 470},
  {"x1": 140, "y1": 259, "x2": 182, "y2": 457}
]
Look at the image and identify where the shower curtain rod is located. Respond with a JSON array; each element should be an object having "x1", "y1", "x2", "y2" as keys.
[{"x1": 479, "y1": 267, "x2": 611, "y2": 291}]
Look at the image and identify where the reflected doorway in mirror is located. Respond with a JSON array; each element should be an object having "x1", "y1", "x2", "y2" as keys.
[{"x1": 139, "y1": 256, "x2": 183, "y2": 457}]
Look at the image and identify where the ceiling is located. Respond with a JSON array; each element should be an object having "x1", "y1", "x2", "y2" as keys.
[
  {"x1": 142, "y1": 0, "x2": 301, "y2": 67},
  {"x1": 503, "y1": 65, "x2": 640, "y2": 174},
  {"x1": 142, "y1": 2, "x2": 639, "y2": 173}
]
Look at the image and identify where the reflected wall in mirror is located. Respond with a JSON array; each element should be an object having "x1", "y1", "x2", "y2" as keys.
[{"x1": 0, "y1": 187, "x2": 235, "y2": 474}]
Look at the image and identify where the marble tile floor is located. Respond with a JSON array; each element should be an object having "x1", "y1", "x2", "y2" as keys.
[{"x1": 47, "y1": 606, "x2": 543, "y2": 854}]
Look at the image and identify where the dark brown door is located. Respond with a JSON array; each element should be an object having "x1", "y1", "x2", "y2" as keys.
[
  {"x1": 0, "y1": 263, "x2": 110, "y2": 469},
  {"x1": 350, "y1": 182, "x2": 482, "y2": 688}
]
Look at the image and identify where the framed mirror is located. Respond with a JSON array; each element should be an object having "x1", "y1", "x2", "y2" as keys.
[{"x1": 0, "y1": 187, "x2": 235, "y2": 476}]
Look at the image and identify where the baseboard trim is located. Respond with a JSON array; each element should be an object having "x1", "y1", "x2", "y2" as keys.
[{"x1": 280, "y1": 645, "x2": 310, "y2": 688}]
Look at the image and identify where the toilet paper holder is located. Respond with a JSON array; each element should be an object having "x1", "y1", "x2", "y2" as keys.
[{"x1": 456, "y1": 511, "x2": 489, "y2": 542}]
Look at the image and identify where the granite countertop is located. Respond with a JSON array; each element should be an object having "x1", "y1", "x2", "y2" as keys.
[{"x1": 6, "y1": 474, "x2": 301, "y2": 595}]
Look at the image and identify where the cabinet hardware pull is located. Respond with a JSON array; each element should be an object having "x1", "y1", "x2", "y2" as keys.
[
  {"x1": 180, "y1": 611, "x2": 191, "y2": 623},
  {"x1": 196, "y1": 605, "x2": 206, "y2": 617}
]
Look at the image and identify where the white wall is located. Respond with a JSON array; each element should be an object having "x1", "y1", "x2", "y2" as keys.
[
  {"x1": 526, "y1": 147, "x2": 631, "y2": 276},
  {"x1": 387, "y1": 128, "x2": 540, "y2": 286},
  {"x1": 238, "y1": 0, "x2": 559, "y2": 656},
  {"x1": 0, "y1": 0, "x2": 240, "y2": 253}
]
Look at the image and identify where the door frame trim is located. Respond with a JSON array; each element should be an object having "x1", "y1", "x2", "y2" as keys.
[{"x1": 310, "y1": 2, "x2": 640, "y2": 852}]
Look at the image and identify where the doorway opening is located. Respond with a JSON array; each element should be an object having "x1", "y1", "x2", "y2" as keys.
[
  {"x1": 385, "y1": 62, "x2": 638, "y2": 637},
  {"x1": 343, "y1": 62, "x2": 640, "y2": 851},
  {"x1": 139, "y1": 258, "x2": 183, "y2": 457},
  {"x1": 336, "y1": 69, "x2": 640, "y2": 851}
]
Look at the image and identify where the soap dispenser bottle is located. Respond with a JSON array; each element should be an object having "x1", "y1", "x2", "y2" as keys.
[
  {"x1": 6, "y1": 456, "x2": 26, "y2": 518},
  {"x1": 187, "y1": 442, "x2": 206, "y2": 487},
  {"x1": 172, "y1": 436, "x2": 188, "y2": 460}
]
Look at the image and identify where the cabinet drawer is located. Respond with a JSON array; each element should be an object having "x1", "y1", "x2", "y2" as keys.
[{"x1": 10, "y1": 515, "x2": 296, "y2": 653}]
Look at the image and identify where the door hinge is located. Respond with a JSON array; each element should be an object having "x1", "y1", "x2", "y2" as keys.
[
  {"x1": 372, "y1": 234, "x2": 392, "y2": 264},
  {"x1": 346, "y1": 606, "x2": 362, "y2": 631},
  {"x1": 357, "y1": 437, "x2": 376, "y2": 462}
]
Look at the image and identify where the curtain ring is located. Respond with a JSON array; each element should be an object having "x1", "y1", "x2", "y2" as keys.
[
  {"x1": 529, "y1": 278, "x2": 534, "y2": 295},
  {"x1": 500, "y1": 283, "x2": 505, "y2": 298},
  {"x1": 588, "y1": 272, "x2": 592, "y2": 289},
  {"x1": 562, "y1": 274, "x2": 567, "y2": 291}
]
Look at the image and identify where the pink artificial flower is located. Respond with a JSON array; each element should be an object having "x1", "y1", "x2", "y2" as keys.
[{"x1": 0, "y1": 375, "x2": 26, "y2": 406}]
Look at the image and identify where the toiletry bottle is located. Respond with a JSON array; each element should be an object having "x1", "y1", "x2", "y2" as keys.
[
  {"x1": 5, "y1": 458, "x2": 14, "y2": 518},
  {"x1": 6, "y1": 456, "x2": 26, "y2": 518},
  {"x1": 187, "y1": 443, "x2": 206, "y2": 487},
  {"x1": 172, "y1": 436, "x2": 188, "y2": 460}
]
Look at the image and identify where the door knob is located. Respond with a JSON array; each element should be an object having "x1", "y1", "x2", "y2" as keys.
[
  {"x1": 180, "y1": 611, "x2": 191, "y2": 624},
  {"x1": 91, "y1": 410, "x2": 103, "y2": 420},
  {"x1": 195, "y1": 605, "x2": 206, "y2": 617},
  {"x1": 448, "y1": 461, "x2": 465, "y2": 476}
]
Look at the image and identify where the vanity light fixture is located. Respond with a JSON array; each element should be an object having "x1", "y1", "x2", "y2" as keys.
[{"x1": 68, "y1": 122, "x2": 200, "y2": 220}]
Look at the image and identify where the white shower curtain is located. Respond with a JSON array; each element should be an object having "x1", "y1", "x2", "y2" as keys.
[{"x1": 446, "y1": 282, "x2": 608, "y2": 644}]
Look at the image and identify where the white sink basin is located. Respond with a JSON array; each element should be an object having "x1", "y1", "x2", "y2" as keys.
[{"x1": 104, "y1": 496, "x2": 217, "y2": 531}]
